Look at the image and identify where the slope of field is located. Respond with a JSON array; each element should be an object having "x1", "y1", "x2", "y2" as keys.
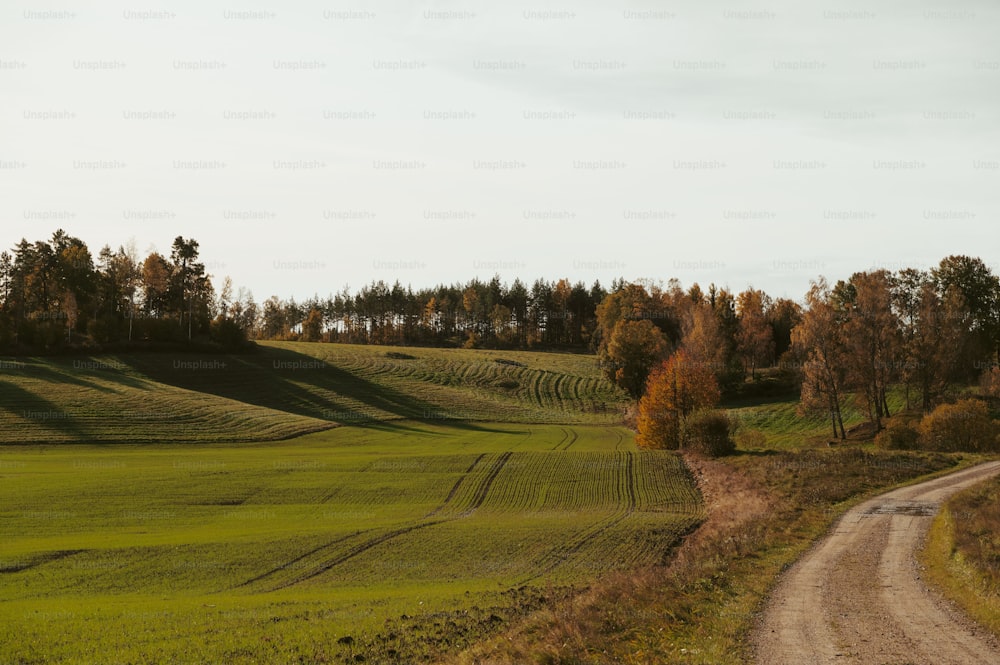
[
  {"x1": 131, "y1": 341, "x2": 629, "y2": 424},
  {"x1": 0, "y1": 343, "x2": 629, "y2": 444},
  {"x1": 0, "y1": 356, "x2": 331, "y2": 444},
  {"x1": 0, "y1": 423, "x2": 701, "y2": 664},
  {"x1": 727, "y1": 389, "x2": 909, "y2": 449}
]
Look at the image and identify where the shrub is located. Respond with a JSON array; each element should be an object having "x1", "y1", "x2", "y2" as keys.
[
  {"x1": 210, "y1": 318, "x2": 250, "y2": 351},
  {"x1": 874, "y1": 418, "x2": 920, "y2": 450},
  {"x1": 684, "y1": 410, "x2": 735, "y2": 457},
  {"x1": 981, "y1": 366, "x2": 1000, "y2": 400},
  {"x1": 918, "y1": 399, "x2": 1000, "y2": 453}
]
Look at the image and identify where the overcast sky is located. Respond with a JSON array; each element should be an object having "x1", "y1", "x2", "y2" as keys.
[{"x1": 2, "y1": 0, "x2": 997, "y2": 302}]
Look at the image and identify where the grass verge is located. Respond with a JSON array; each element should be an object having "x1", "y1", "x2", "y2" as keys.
[{"x1": 922, "y1": 473, "x2": 1000, "y2": 636}]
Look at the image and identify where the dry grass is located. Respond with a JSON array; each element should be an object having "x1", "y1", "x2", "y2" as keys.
[{"x1": 923, "y1": 474, "x2": 1000, "y2": 636}]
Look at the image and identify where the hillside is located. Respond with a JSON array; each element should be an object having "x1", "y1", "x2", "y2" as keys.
[{"x1": 0, "y1": 342, "x2": 630, "y2": 444}]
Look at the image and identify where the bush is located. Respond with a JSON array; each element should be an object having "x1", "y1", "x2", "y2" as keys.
[
  {"x1": 210, "y1": 318, "x2": 250, "y2": 351},
  {"x1": 918, "y1": 399, "x2": 1000, "y2": 453},
  {"x1": 981, "y1": 366, "x2": 1000, "y2": 400},
  {"x1": 874, "y1": 418, "x2": 920, "y2": 450},
  {"x1": 684, "y1": 410, "x2": 735, "y2": 457}
]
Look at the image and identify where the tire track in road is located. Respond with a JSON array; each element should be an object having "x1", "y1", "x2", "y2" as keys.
[{"x1": 754, "y1": 461, "x2": 1000, "y2": 665}]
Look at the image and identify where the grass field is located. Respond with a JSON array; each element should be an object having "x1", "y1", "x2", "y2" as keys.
[
  {"x1": 0, "y1": 342, "x2": 629, "y2": 445},
  {"x1": 3, "y1": 341, "x2": 947, "y2": 664},
  {"x1": 726, "y1": 387, "x2": 910, "y2": 449},
  {"x1": 0, "y1": 415, "x2": 701, "y2": 663}
]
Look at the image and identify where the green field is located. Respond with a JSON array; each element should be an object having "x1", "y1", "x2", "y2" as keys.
[
  {"x1": 0, "y1": 342, "x2": 629, "y2": 445},
  {"x1": 0, "y1": 345, "x2": 698, "y2": 664},
  {"x1": 726, "y1": 388, "x2": 910, "y2": 449}
]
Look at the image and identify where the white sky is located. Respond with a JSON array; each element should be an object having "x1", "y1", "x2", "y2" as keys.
[{"x1": 2, "y1": 0, "x2": 998, "y2": 302}]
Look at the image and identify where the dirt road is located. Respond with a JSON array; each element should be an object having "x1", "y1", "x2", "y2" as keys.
[{"x1": 754, "y1": 461, "x2": 1000, "y2": 665}]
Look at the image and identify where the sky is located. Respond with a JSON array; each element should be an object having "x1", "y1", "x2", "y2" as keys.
[{"x1": 2, "y1": 0, "x2": 998, "y2": 302}]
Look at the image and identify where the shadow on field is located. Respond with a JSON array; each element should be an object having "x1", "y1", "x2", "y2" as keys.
[
  {"x1": 125, "y1": 346, "x2": 515, "y2": 433},
  {"x1": 26, "y1": 357, "x2": 153, "y2": 393},
  {"x1": 0, "y1": 377, "x2": 89, "y2": 441}
]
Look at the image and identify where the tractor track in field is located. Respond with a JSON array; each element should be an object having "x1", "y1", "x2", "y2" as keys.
[
  {"x1": 267, "y1": 521, "x2": 449, "y2": 591},
  {"x1": 519, "y1": 451, "x2": 638, "y2": 583},
  {"x1": 551, "y1": 427, "x2": 569, "y2": 451},
  {"x1": 1, "y1": 549, "x2": 89, "y2": 574},
  {"x1": 464, "y1": 452, "x2": 513, "y2": 514},
  {"x1": 243, "y1": 452, "x2": 515, "y2": 591},
  {"x1": 521, "y1": 511, "x2": 630, "y2": 584},
  {"x1": 531, "y1": 371, "x2": 545, "y2": 409},
  {"x1": 623, "y1": 451, "x2": 637, "y2": 510},
  {"x1": 559, "y1": 428, "x2": 579, "y2": 451},
  {"x1": 424, "y1": 453, "x2": 486, "y2": 518},
  {"x1": 552, "y1": 373, "x2": 566, "y2": 409},
  {"x1": 235, "y1": 531, "x2": 369, "y2": 589}
]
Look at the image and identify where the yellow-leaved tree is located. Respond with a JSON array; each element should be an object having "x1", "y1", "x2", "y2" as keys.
[{"x1": 636, "y1": 348, "x2": 720, "y2": 449}]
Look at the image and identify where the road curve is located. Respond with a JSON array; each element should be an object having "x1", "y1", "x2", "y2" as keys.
[{"x1": 753, "y1": 460, "x2": 1000, "y2": 665}]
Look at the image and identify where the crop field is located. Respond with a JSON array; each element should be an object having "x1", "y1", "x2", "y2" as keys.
[
  {"x1": 0, "y1": 342, "x2": 629, "y2": 445},
  {"x1": 0, "y1": 420, "x2": 702, "y2": 663}
]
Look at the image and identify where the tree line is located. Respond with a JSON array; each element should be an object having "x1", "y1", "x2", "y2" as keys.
[
  {"x1": 2, "y1": 231, "x2": 998, "y2": 442},
  {"x1": 258, "y1": 276, "x2": 609, "y2": 349},
  {"x1": 0, "y1": 230, "x2": 613, "y2": 352},
  {"x1": 0, "y1": 230, "x2": 248, "y2": 350},
  {"x1": 613, "y1": 256, "x2": 1000, "y2": 450}
]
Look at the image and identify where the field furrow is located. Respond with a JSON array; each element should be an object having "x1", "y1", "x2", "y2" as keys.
[
  {"x1": 271, "y1": 520, "x2": 449, "y2": 590},
  {"x1": 465, "y1": 452, "x2": 514, "y2": 513},
  {"x1": 425, "y1": 453, "x2": 487, "y2": 518}
]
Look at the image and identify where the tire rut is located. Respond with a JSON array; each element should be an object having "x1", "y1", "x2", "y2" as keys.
[
  {"x1": 267, "y1": 521, "x2": 447, "y2": 591},
  {"x1": 560, "y1": 428, "x2": 579, "y2": 451},
  {"x1": 425, "y1": 453, "x2": 486, "y2": 518},
  {"x1": 240, "y1": 452, "x2": 510, "y2": 591},
  {"x1": 464, "y1": 452, "x2": 513, "y2": 513}
]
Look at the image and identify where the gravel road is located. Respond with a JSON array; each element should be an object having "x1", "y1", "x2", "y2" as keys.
[{"x1": 754, "y1": 461, "x2": 1000, "y2": 665}]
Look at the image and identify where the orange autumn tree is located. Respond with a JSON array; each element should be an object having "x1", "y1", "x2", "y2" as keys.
[{"x1": 636, "y1": 348, "x2": 721, "y2": 449}]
